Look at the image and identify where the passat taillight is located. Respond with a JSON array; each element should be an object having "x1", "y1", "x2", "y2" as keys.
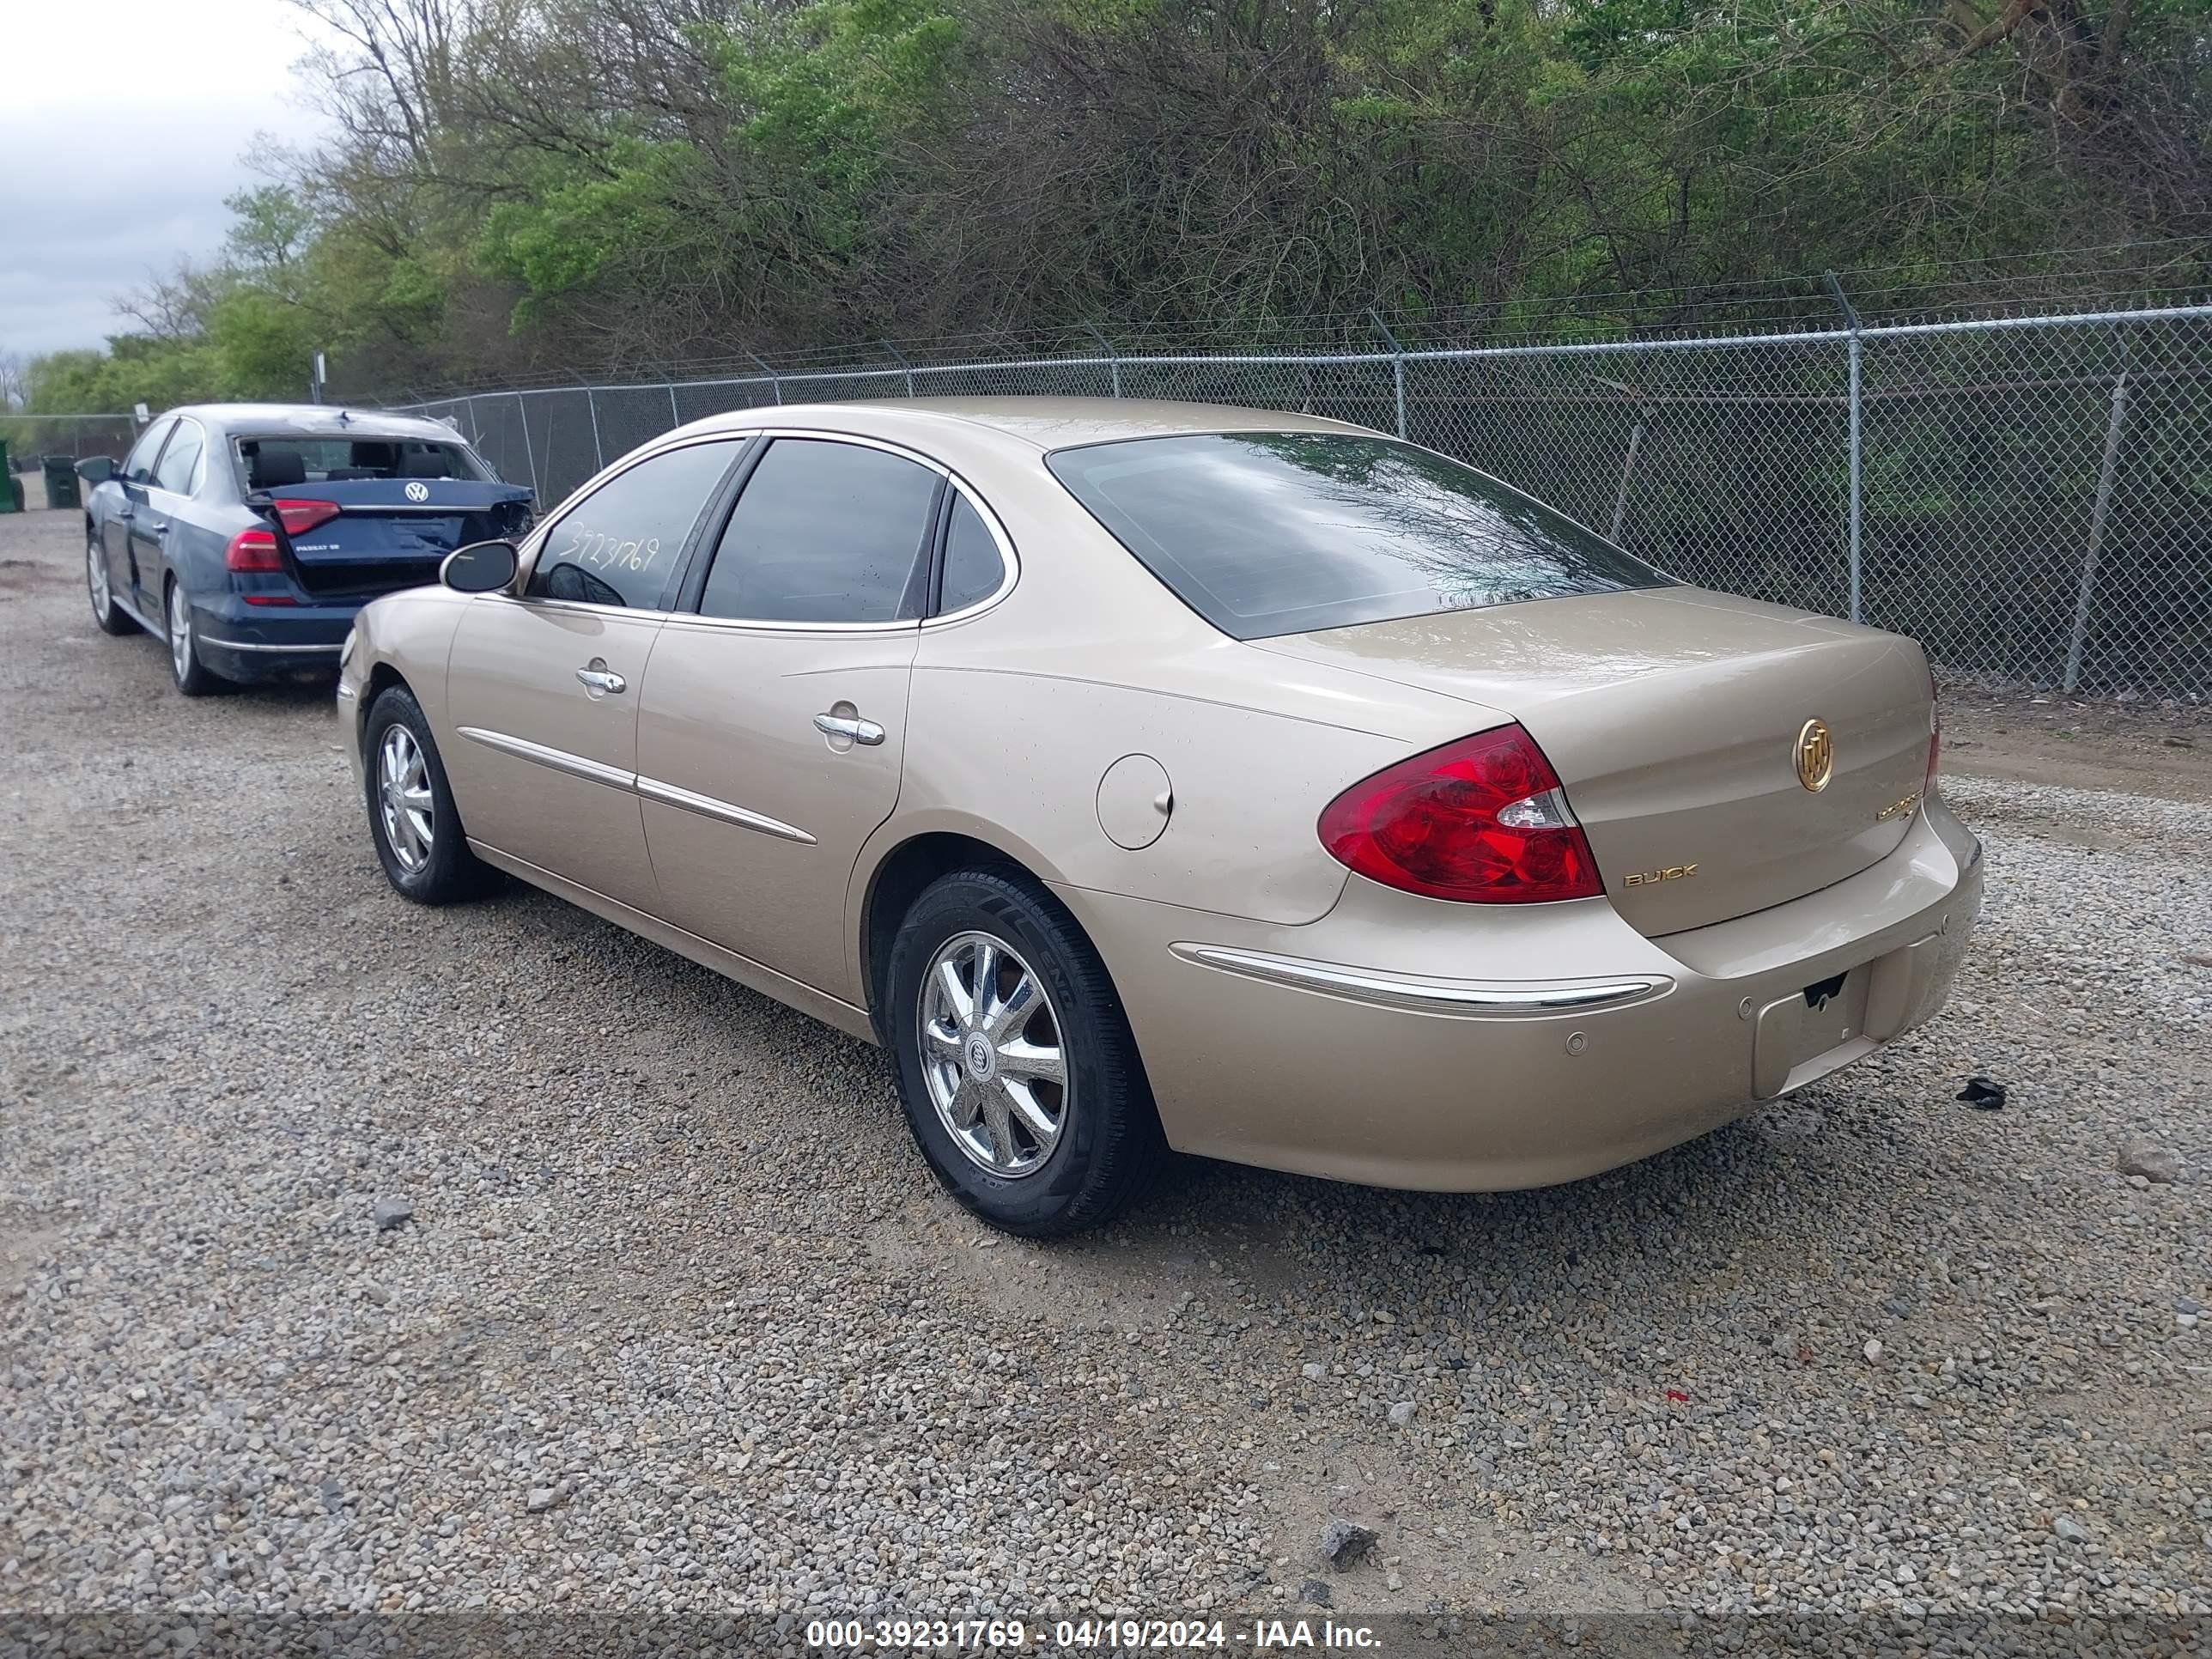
[
  {"x1": 228, "y1": 500, "x2": 338, "y2": 573},
  {"x1": 1317, "y1": 723, "x2": 1602, "y2": 903},
  {"x1": 225, "y1": 527, "x2": 283, "y2": 572},
  {"x1": 273, "y1": 499, "x2": 340, "y2": 537}
]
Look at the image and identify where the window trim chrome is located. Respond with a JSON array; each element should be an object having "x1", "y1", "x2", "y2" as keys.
[{"x1": 1169, "y1": 943, "x2": 1673, "y2": 1018}]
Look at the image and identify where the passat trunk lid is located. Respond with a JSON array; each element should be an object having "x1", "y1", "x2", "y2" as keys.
[
  {"x1": 268, "y1": 479, "x2": 535, "y2": 597},
  {"x1": 1254, "y1": 586, "x2": 1934, "y2": 935}
]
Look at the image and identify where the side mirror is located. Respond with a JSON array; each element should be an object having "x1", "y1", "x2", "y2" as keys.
[
  {"x1": 441, "y1": 539, "x2": 519, "y2": 593},
  {"x1": 76, "y1": 457, "x2": 116, "y2": 485}
]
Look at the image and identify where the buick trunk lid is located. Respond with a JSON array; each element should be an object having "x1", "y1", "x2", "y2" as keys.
[{"x1": 1255, "y1": 586, "x2": 1935, "y2": 935}]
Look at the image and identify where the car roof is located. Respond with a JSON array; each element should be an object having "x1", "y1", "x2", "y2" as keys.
[
  {"x1": 675, "y1": 397, "x2": 1376, "y2": 452},
  {"x1": 165, "y1": 404, "x2": 467, "y2": 444}
]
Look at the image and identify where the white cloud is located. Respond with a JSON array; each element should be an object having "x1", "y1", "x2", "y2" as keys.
[{"x1": 1, "y1": 0, "x2": 336, "y2": 356}]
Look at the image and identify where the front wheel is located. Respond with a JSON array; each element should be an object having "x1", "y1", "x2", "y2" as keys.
[
  {"x1": 362, "y1": 686, "x2": 498, "y2": 903},
  {"x1": 87, "y1": 531, "x2": 133, "y2": 635},
  {"x1": 884, "y1": 868, "x2": 1164, "y2": 1237}
]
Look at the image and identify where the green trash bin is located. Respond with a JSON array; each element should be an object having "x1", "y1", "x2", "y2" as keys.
[
  {"x1": 42, "y1": 454, "x2": 81, "y2": 511},
  {"x1": 0, "y1": 440, "x2": 17, "y2": 514}
]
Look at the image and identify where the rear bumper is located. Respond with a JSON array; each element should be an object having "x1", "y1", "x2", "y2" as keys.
[
  {"x1": 1063, "y1": 796, "x2": 1983, "y2": 1192},
  {"x1": 189, "y1": 593, "x2": 356, "y2": 681}
]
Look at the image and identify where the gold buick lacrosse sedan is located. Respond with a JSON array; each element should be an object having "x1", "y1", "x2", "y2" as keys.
[{"x1": 339, "y1": 399, "x2": 1981, "y2": 1236}]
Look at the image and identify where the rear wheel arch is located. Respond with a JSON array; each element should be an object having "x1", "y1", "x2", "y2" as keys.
[{"x1": 859, "y1": 831, "x2": 1033, "y2": 1027}]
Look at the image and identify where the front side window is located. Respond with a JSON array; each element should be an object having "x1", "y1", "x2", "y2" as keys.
[
  {"x1": 124, "y1": 419, "x2": 173, "y2": 485},
  {"x1": 153, "y1": 423, "x2": 204, "y2": 495},
  {"x1": 699, "y1": 439, "x2": 939, "y2": 625},
  {"x1": 1046, "y1": 433, "x2": 1673, "y2": 641},
  {"x1": 528, "y1": 441, "x2": 741, "y2": 609},
  {"x1": 938, "y1": 495, "x2": 1006, "y2": 614}
]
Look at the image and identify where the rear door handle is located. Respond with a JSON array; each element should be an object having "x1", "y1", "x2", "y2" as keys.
[
  {"x1": 813, "y1": 713, "x2": 884, "y2": 746},
  {"x1": 151, "y1": 521, "x2": 170, "y2": 535},
  {"x1": 575, "y1": 665, "x2": 627, "y2": 696}
]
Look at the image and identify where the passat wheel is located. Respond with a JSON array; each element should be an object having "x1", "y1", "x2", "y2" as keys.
[
  {"x1": 884, "y1": 868, "x2": 1164, "y2": 1237},
  {"x1": 166, "y1": 580, "x2": 218, "y2": 696},
  {"x1": 362, "y1": 685, "x2": 497, "y2": 903},
  {"x1": 87, "y1": 531, "x2": 132, "y2": 635}
]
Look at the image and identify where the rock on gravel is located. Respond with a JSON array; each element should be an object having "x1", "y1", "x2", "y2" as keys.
[
  {"x1": 371, "y1": 1194, "x2": 414, "y2": 1231},
  {"x1": 2118, "y1": 1141, "x2": 2185, "y2": 1183},
  {"x1": 1318, "y1": 1520, "x2": 1377, "y2": 1569}
]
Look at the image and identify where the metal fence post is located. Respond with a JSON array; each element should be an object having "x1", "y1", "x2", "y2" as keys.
[
  {"x1": 748, "y1": 351, "x2": 783, "y2": 405},
  {"x1": 1084, "y1": 323, "x2": 1122, "y2": 398},
  {"x1": 586, "y1": 387, "x2": 605, "y2": 471},
  {"x1": 884, "y1": 343, "x2": 916, "y2": 398},
  {"x1": 1823, "y1": 271, "x2": 1864, "y2": 624},
  {"x1": 515, "y1": 392, "x2": 541, "y2": 500},
  {"x1": 2065, "y1": 363, "x2": 2133, "y2": 693},
  {"x1": 1369, "y1": 310, "x2": 1407, "y2": 440},
  {"x1": 1611, "y1": 417, "x2": 1646, "y2": 545}
]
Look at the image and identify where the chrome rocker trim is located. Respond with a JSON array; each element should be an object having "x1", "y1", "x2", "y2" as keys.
[
  {"x1": 456, "y1": 726, "x2": 635, "y2": 790},
  {"x1": 456, "y1": 726, "x2": 817, "y2": 845},
  {"x1": 199, "y1": 635, "x2": 345, "y2": 655},
  {"x1": 1169, "y1": 943, "x2": 1673, "y2": 1018},
  {"x1": 635, "y1": 776, "x2": 816, "y2": 845}
]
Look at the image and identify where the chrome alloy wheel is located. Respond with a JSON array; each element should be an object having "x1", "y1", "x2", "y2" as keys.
[
  {"x1": 87, "y1": 534, "x2": 110, "y2": 619},
  {"x1": 167, "y1": 583, "x2": 192, "y2": 679},
  {"x1": 377, "y1": 725, "x2": 434, "y2": 873},
  {"x1": 919, "y1": 930, "x2": 1070, "y2": 1176}
]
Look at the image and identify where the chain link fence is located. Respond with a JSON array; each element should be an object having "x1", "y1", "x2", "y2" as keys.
[{"x1": 392, "y1": 301, "x2": 2208, "y2": 697}]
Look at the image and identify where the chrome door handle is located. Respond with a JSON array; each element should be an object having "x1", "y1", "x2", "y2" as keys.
[
  {"x1": 813, "y1": 712, "x2": 884, "y2": 746},
  {"x1": 151, "y1": 521, "x2": 169, "y2": 535},
  {"x1": 575, "y1": 666, "x2": 627, "y2": 695}
]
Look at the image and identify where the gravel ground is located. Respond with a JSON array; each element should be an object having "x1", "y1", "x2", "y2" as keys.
[{"x1": 3, "y1": 506, "x2": 2209, "y2": 1634}]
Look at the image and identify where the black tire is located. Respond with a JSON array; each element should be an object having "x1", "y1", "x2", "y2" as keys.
[
  {"x1": 87, "y1": 529, "x2": 134, "y2": 635},
  {"x1": 362, "y1": 686, "x2": 498, "y2": 904},
  {"x1": 884, "y1": 867, "x2": 1165, "y2": 1237},
  {"x1": 165, "y1": 577, "x2": 222, "y2": 696}
]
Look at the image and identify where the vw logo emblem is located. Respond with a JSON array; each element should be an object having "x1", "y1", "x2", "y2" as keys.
[{"x1": 404, "y1": 481, "x2": 430, "y2": 502}]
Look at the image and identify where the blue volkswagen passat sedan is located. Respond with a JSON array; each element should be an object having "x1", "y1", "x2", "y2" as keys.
[{"x1": 82, "y1": 404, "x2": 533, "y2": 695}]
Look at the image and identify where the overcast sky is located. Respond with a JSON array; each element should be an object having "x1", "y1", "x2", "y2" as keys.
[{"x1": 1, "y1": 0, "x2": 334, "y2": 359}]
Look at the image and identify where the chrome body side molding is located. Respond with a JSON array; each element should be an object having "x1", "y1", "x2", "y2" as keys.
[{"x1": 1169, "y1": 943, "x2": 1673, "y2": 1018}]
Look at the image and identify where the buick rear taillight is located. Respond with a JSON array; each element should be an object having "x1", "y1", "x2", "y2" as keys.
[
  {"x1": 226, "y1": 527, "x2": 283, "y2": 572},
  {"x1": 1925, "y1": 668, "x2": 1942, "y2": 797},
  {"x1": 1318, "y1": 723, "x2": 1602, "y2": 903}
]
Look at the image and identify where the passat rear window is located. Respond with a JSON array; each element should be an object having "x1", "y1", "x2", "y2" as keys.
[
  {"x1": 234, "y1": 436, "x2": 490, "y2": 491},
  {"x1": 1045, "y1": 432, "x2": 1672, "y2": 640}
]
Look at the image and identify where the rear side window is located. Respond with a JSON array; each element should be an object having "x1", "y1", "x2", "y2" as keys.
[
  {"x1": 939, "y1": 495, "x2": 1006, "y2": 613},
  {"x1": 1046, "y1": 433, "x2": 1672, "y2": 640},
  {"x1": 699, "y1": 439, "x2": 940, "y2": 624},
  {"x1": 153, "y1": 424, "x2": 204, "y2": 495},
  {"x1": 529, "y1": 441, "x2": 741, "y2": 609}
]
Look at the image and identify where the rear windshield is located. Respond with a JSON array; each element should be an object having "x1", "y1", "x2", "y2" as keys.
[
  {"x1": 1045, "y1": 432, "x2": 1671, "y2": 640},
  {"x1": 234, "y1": 435, "x2": 490, "y2": 492}
]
